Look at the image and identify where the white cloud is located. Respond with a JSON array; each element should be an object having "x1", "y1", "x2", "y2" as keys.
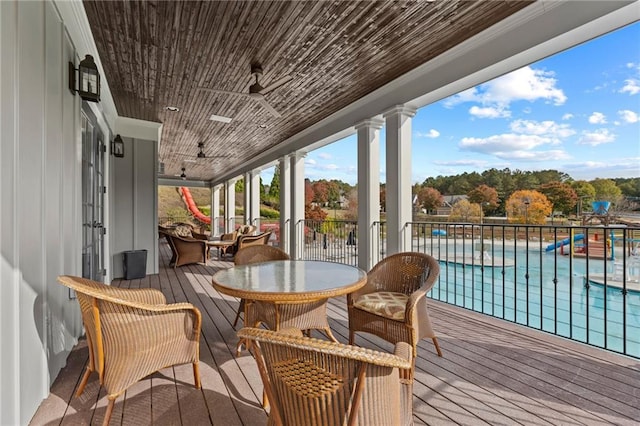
[
  {"x1": 563, "y1": 157, "x2": 640, "y2": 179},
  {"x1": 562, "y1": 113, "x2": 574, "y2": 120},
  {"x1": 459, "y1": 133, "x2": 569, "y2": 161},
  {"x1": 469, "y1": 105, "x2": 510, "y2": 119},
  {"x1": 317, "y1": 152, "x2": 332, "y2": 160},
  {"x1": 620, "y1": 79, "x2": 640, "y2": 95},
  {"x1": 588, "y1": 112, "x2": 607, "y2": 124},
  {"x1": 444, "y1": 66, "x2": 566, "y2": 118},
  {"x1": 415, "y1": 129, "x2": 440, "y2": 138},
  {"x1": 509, "y1": 119, "x2": 574, "y2": 139},
  {"x1": 577, "y1": 129, "x2": 616, "y2": 146},
  {"x1": 618, "y1": 109, "x2": 639, "y2": 124},
  {"x1": 323, "y1": 164, "x2": 339, "y2": 170},
  {"x1": 305, "y1": 158, "x2": 317, "y2": 166},
  {"x1": 432, "y1": 159, "x2": 488, "y2": 167}
]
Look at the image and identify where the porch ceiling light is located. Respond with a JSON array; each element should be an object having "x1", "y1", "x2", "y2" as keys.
[
  {"x1": 180, "y1": 167, "x2": 187, "y2": 180},
  {"x1": 68, "y1": 55, "x2": 100, "y2": 102}
]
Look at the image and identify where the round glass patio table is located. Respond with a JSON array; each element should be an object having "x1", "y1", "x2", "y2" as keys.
[{"x1": 212, "y1": 260, "x2": 367, "y2": 342}]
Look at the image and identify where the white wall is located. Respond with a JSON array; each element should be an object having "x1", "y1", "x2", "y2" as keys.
[
  {"x1": 111, "y1": 135, "x2": 159, "y2": 278},
  {"x1": 0, "y1": 1, "x2": 113, "y2": 424}
]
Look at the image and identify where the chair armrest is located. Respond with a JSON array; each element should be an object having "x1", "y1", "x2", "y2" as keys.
[
  {"x1": 191, "y1": 231, "x2": 209, "y2": 241},
  {"x1": 99, "y1": 286, "x2": 167, "y2": 305}
]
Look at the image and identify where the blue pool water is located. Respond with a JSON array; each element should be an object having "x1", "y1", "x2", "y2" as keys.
[{"x1": 426, "y1": 242, "x2": 640, "y2": 358}]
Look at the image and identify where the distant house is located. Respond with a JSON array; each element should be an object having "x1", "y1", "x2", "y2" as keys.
[{"x1": 436, "y1": 195, "x2": 468, "y2": 216}]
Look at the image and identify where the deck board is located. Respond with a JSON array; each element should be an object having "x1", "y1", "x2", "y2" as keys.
[{"x1": 31, "y1": 240, "x2": 640, "y2": 425}]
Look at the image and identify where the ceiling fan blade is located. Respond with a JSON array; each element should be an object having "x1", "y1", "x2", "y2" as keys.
[
  {"x1": 260, "y1": 75, "x2": 293, "y2": 94},
  {"x1": 257, "y1": 98, "x2": 281, "y2": 118},
  {"x1": 197, "y1": 88, "x2": 251, "y2": 99}
]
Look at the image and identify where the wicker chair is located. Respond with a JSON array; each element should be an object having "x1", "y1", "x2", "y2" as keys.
[
  {"x1": 232, "y1": 245, "x2": 290, "y2": 327},
  {"x1": 347, "y1": 252, "x2": 442, "y2": 357},
  {"x1": 57, "y1": 275, "x2": 201, "y2": 426},
  {"x1": 239, "y1": 327, "x2": 414, "y2": 426}
]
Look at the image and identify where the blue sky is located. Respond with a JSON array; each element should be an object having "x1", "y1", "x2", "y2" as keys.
[{"x1": 264, "y1": 22, "x2": 639, "y2": 186}]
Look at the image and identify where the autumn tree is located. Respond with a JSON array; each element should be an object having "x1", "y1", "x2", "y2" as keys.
[
  {"x1": 344, "y1": 188, "x2": 359, "y2": 220},
  {"x1": 380, "y1": 184, "x2": 386, "y2": 212},
  {"x1": 305, "y1": 204, "x2": 328, "y2": 221},
  {"x1": 538, "y1": 181, "x2": 578, "y2": 215},
  {"x1": 312, "y1": 180, "x2": 329, "y2": 205},
  {"x1": 304, "y1": 179, "x2": 314, "y2": 205},
  {"x1": 449, "y1": 199, "x2": 481, "y2": 223},
  {"x1": 417, "y1": 187, "x2": 443, "y2": 213},
  {"x1": 467, "y1": 184, "x2": 499, "y2": 213},
  {"x1": 505, "y1": 190, "x2": 552, "y2": 224}
]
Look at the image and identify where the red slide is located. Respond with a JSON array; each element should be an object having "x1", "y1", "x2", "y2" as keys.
[{"x1": 178, "y1": 187, "x2": 211, "y2": 224}]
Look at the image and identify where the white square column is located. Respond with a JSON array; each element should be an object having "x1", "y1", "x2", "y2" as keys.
[
  {"x1": 356, "y1": 118, "x2": 383, "y2": 271},
  {"x1": 250, "y1": 170, "x2": 261, "y2": 228},
  {"x1": 243, "y1": 172, "x2": 252, "y2": 224},
  {"x1": 225, "y1": 178, "x2": 237, "y2": 233},
  {"x1": 290, "y1": 153, "x2": 305, "y2": 259},
  {"x1": 384, "y1": 105, "x2": 416, "y2": 255},
  {"x1": 278, "y1": 156, "x2": 291, "y2": 254},
  {"x1": 211, "y1": 184, "x2": 221, "y2": 236}
]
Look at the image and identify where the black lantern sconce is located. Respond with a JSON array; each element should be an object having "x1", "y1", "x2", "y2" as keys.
[
  {"x1": 112, "y1": 135, "x2": 124, "y2": 158},
  {"x1": 69, "y1": 55, "x2": 101, "y2": 102}
]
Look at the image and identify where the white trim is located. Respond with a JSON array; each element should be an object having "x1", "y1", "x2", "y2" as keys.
[{"x1": 115, "y1": 116, "x2": 162, "y2": 142}]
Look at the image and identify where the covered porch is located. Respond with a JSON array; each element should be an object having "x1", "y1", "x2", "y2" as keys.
[{"x1": 31, "y1": 241, "x2": 640, "y2": 425}]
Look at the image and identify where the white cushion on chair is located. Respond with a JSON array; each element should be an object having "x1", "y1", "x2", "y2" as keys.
[{"x1": 353, "y1": 291, "x2": 408, "y2": 321}]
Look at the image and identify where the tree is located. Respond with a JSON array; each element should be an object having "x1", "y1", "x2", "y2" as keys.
[
  {"x1": 590, "y1": 178, "x2": 622, "y2": 203},
  {"x1": 304, "y1": 179, "x2": 314, "y2": 205},
  {"x1": 380, "y1": 184, "x2": 386, "y2": 212},
  {"x1": 268, "y1": 165, "x2": 280, "y2": 198},
  {"x1": 417, "y1": 187, "x2": 443, "y2": 213},
  {"x1": 305, "y1": 204, "x2": 327, "y2": 221},
  {"x1": 312, "y1": 180, "x2": 329, "y2": 205},
  {"x1": 467, "y1": 184, "x2": 499, "y2": 212},
  {"x1": 505, "y1": 190, "x2": 552, "y2": 224},
  {"x1": 234, "y1": 178, "x2": 244, "y2": 193},
  {"x1": 449, "y1": 199, "x2": 481, "y2": 223},
  {"x1": 538, "y1": 181, "x2": 577, "y2": 215},
  {"x1": 344, "y1": 188, "x2": 358, "y2": 220},
  {"x1": 571, "y1": 180, "x2": 596, "y2": 212}
]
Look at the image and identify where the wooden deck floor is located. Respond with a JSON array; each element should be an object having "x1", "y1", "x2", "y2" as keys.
[{"x1": 31, "y1": 241, "x2": 640, "y2": 425}]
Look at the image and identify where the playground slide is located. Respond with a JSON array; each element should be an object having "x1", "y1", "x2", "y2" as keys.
[
  {"x1": 178, "y1": 187, "x2": 211, "y2": 224},
  {"x1": 545, "y1": 234, "x2": 584, "y2": 252}
]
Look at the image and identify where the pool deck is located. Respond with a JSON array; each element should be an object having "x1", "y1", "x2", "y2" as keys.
[{"x1": 30, "y1": 240, "x2": 640, "y2": 425}]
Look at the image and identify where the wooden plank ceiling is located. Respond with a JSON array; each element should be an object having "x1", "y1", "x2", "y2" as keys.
[{"x1": 84, "y1": 0, "x2": 533, "y2": 182}]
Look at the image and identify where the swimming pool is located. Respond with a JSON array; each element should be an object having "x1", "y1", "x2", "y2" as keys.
[{"x1": 425, "y1": 241, "x2": 640, "y2": 358}]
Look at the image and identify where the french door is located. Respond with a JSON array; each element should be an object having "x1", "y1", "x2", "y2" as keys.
[{"x1": 81, "y1": 107, "x2": 105, "y2": 281}]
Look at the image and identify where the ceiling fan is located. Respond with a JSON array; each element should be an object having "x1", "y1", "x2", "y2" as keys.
[
  {"x1": 171, "y1": 142, "x2": 228, "y2": 163},
  {"x1": 198, "y1": 63, "x2": 292, "y2": 118}
]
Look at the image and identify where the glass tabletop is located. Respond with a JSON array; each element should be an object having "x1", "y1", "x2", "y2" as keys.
[{"x1": 212, "y1": 260, "x2": 366, "y2": 300}]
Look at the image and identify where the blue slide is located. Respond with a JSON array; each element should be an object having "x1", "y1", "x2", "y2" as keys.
[{"x1": 545, "y1": 234, "x2": 584, "y2": 252}]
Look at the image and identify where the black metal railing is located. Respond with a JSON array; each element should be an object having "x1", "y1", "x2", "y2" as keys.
[
  {"x1": 298, "y1": 218, "x2": 640, "y2": 358},
  {"x1": 298, "y1": 219, "x2": 359, "y2": 266},
  {"x1": 404, "y1": 221, "x2": 640, "y2": 358}
]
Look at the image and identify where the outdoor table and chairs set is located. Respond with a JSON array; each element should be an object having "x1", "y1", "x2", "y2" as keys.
[{"x1": 58, "y1": 247, "x2": 441, "y2": 425}]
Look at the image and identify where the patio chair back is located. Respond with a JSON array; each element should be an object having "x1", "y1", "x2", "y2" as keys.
[{"x1": 238, "y1": 327, "x2": 414, "y2": 426}]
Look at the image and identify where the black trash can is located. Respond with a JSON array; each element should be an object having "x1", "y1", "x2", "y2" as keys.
[{"x1": 123, "y1": 249, "x2": 147, "y2": 279}]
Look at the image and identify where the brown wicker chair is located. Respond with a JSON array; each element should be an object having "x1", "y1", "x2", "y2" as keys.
[
  {"x1": 347, "y1": 252, "x2": 442, "y2": 357},
  {"x1": 169, "y1": 234, "x2": 207, "y2": 268},
  {"x1": 237, "y1": 231, "x2": 271, "y2": 250},
  {"x1": 232, "y1": 245, "x2": 290, "y2": 327},
  {"x1": 238, "y1": 327, "x2": 414, "y2": 426},
  {"x1": 57, "y1": 275, "x2": 201, "y2": 426}
]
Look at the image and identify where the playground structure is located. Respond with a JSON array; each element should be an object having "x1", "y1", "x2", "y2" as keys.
[{"x1": 178, "y1": 187, "x2": 211, "y2": 224}]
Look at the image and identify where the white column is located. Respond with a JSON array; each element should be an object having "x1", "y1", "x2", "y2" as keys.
[
  {"x1": 211, "y1": 185, "x2": 221, "y2": 237},
  {"x1": 384, "y1": 105, "x2": 416, "y2": 255},
  {"x1": 250, "y1": 171, "x2": 261, "y2": 228},
  {"x1": 244, "y1": 172, "x2": 251, "y2": 224},
  {"x1": 279, "y1": 156, "x2": 291, "y2": 254},
  {"x1": 225, "y1": 179, "x2": 237, "y2": 232},
  {"x1": 290, "y1": 153, "x2": 305, "y2": 259},
  {"x1": 356, "y1": 118, "x2": 383, "y2": 270}
]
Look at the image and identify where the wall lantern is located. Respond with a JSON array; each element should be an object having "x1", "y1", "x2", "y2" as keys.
[
  {"x1": 112, "y1": 135, "x2": 124, "y2": 158},
  {"x1": 69, "y1": 55, "x2": 101, "y2": 102}
]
